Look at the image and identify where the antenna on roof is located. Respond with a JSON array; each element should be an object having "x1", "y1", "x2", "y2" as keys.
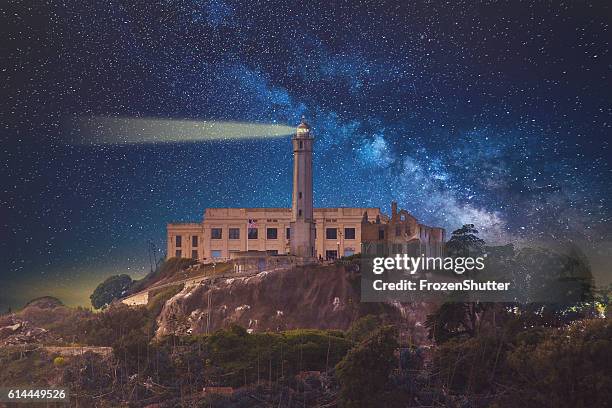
[{"x1": 147, "y1": 240, "x2": 160, "y2": 273}]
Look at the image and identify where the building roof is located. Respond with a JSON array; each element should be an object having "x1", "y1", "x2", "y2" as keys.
[{"x1": 297, "y1": 116, "x2": 310, "y2": 130}]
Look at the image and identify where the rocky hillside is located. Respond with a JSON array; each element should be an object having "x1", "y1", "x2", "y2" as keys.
[
  {"x1": 157, "y1": 262, "x2": 433, "y2": 341},
  {"x1": 0, "y1": 296, "x2": 92, "y2": 346}
]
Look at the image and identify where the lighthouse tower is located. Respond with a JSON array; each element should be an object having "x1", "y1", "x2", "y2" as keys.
[{"x1": 290, "y1": 117, "x2": 316, "y2": 258}]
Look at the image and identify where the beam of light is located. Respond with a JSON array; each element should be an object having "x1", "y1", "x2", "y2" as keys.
[{"x1": 67, "y1": 116, "x2": 296, "y2": 145}]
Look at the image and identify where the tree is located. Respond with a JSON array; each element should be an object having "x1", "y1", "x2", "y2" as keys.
[
  {"x1": 505, "y1": 318, "x2": 611, "y2": 407},
  {"x1": 336, "y1": 325, "x2": 398, "y2": 408},
  {"x1": 446, "y1": 224, "x2": 485, "y2": 257},
  {"x1": 514, "y1": 244, "x2": 595, "y2": 325},
  {"x1": 90, "y1": 274, "x2": 134, "y2": 309},
  {"x1": 346, "y1": 315, "x2": 382, "y2": 343}
]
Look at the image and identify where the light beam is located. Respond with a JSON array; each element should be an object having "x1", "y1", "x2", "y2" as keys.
[{"x1": 68, "y1": 116, "x2": 295, "y2": 145}]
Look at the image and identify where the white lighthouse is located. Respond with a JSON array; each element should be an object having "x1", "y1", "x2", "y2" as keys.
[{"x1": 290, "y1": 116, "x2": 316, "y2": 258}]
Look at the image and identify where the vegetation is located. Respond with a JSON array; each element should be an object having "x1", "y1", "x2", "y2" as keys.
[
  {"x1": 90, "y1": 274, "x2": 134, "y2": 309},
  {"x1": 445, "y1": 223, "x2": 485, "y2": 256},
  {"x1": 336, "y1": 325, "x2": 399, "y2": 408},
  {"x1": 505, "y1": 318, "x2": 611, "y2": 407},
  {"x1": 3, "y1": 225, "x2": 608, "y2": 407},
  {"x1": 430, "y1": 317, "x2": 611, "y2": 407},
  {"x1": 53, "y1": 356, "x2": 65, "y2": 366},
  {"x1": 345, "y1": 314, "x2": 382, "y2": 343},
  {"x1": 130, "y1": 257, "x2": 197, "y2": 292},
  {"x1": 146, "y1": 284, "x2": 184, "y2": 316}
]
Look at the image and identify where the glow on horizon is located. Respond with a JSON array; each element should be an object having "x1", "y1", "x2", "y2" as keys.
[{"x1": 68, "y1": 116, "x2": 296, "y2": 145}]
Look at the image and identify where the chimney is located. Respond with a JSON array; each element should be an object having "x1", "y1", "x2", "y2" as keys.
[{"x1": 391, "y1": 201, "x2": 398, "y2": 218}]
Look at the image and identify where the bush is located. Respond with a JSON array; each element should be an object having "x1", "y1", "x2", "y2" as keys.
[
  {"x1": 53, "y1": 356, "x2": 65, "y2": 366},
  {"x1": 505, "y1": 318, "x2": 611, "y2": 407},
  {"x1": 431, "y1": 317, "x2": 612, "y2": 407},
  {"x1": 130, "y1": 258, "x2": 197, "y2": 292},
  {"x1": 147, "y1": 284, "x2": 184, "y2": 316},
  {"x1": 336, "y1": 325, "x2": 398, "y2": 408},
  {"x1": 90, "y1": 274, "x2": 134, "y2": 309},
  {"x1": 79, "y1": 303, "x2": 155, "y2": 347},
  {"x1": 202, "y1": 326, "x2": 351, "y2": 388},
  {"x1": 432, "y1": 333, "x2": 507, "y2": 394},
  {"x1": 346, "y1": 315, "x2": 382, "y2": 343}
]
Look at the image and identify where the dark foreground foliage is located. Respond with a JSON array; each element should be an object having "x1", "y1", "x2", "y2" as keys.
[
  {"x1": 0, "y1": 303, "x2": 609, "y2": 407},
  {"x1": 430, "y1": 316, "x2": 611, "y2": 408}
]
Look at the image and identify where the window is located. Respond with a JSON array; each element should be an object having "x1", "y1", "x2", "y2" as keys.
[
  {"x1": 344, "y1": 227, "x2": 356, "y2": 240},
  {"x1": 299, "y1": 192, "x2": 302, "y2": 199},
  {"x1": 248, "y1": 228, "x2": 258, "y2": 239},
  {"x1": 268, "y1": 250, "x2": 278, "y2": 255},
  {"x1": 298, "y1": 209, "x2": 302, "y2": 216},
  {"x1": 229, "y1": 228, "x2": 240, "y2": 240},
  {"x1": 326, "y1": 228, "x2": 337, "y2": 240},
  {"x1": 175, "y1": 236, "x2": 182, "y2": 247},
  {"x1": 396, "y1": 225, "x2": 401, "y2": 236},
  {"x1": 299, "y1": 140, "x2": 303, "y2": 148},
  {"x1": 267, "y1": 228, "x2": 278, "y2": 240},
  {"x1": 192, "y1": 235, "x2": 198, "y2": 247},
  {"x1": 378, "y1": 228, "x2": 385, "y2": 240},
  {"x1": 191, "y1": 250, "x2": 198, "y2": 259},
  {"x1": 344, "y1": 248, "x2": 355, "y2": 257},
  {"x1": 211, "y1": 250, "x2": 222, "y2": 259},
  {"x1": 211, "y1": 228, "x2": 222, "y2": 239},
  {"x1": 325, "y1": 250, "x2": 338, "y2": 260},
  {"x1": 286, "y1": 227, "x2": 291, "y2": 239},
  {"x1": 175, "y1": 249, "x2": 182, "y2": 258}
]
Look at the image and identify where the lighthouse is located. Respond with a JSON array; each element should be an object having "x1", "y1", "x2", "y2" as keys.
[{"x1": 290, "y1": 116, "x2": 316, "y2": 258}]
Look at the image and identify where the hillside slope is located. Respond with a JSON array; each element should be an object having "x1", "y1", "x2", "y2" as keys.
[{"x1": 156, "y1": 262, "x2": 432, "y2": 340}]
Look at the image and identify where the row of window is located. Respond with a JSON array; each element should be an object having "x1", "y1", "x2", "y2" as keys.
[
  {"x1": 206, "y1": 227, "x2": 356, "y2": 241},
  {"x1": 175, "y1": 248, "x2": 356, "y2": 260},
  {"x1": 175, "y1": 235, "x2": 199, "y2": 248},
  {"x1": 173, "y1": 228, "x2": 358, "y2": 250},
  {"x1": 175, "y1": 249, "x2": 199, "y2": 259}
]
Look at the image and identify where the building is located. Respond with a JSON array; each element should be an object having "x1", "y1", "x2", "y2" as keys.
[
  {"x1": 290, "y1": 118, "x2": 316, "y2": 258},
  {"x1": 361, "y1": 201, "x2": 445, "y2": 257},
  {"x1": 167, "y1": 118, "x2": 445, "y2": 262}
]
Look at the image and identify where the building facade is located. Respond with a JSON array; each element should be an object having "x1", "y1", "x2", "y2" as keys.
[
  {"x1": 361, "y1": 202, "x2": 446, "y2": 258},
  {"x1": 166, "y1": 119, "x2": 446, "y2": 263},
  {"x1": 167, "y1": 207, "x2": 381, "y2": 262}
]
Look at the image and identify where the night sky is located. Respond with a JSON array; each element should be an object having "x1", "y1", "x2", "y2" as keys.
[{"x1": 2, "y1": 1, "x2": 611, "y2": 309}]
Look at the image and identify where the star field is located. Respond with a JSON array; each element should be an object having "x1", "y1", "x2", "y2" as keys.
[{"x1": 1, "y1": 0, "x2": 610, "y2": 308}]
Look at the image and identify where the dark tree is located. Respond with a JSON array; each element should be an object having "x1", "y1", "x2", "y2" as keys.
[
  {"x1": 424, "y1": 302, "x2": 488, "y2": 343},
  {"x1": 446, "y1": 224, "x2": 485, "y2": 257},
  {"x1": 90, "y1": 274, "x2": 134, "y2": 309},
  {"x1": 336, "y1": 325, "x2": 398, "y2": 408}
]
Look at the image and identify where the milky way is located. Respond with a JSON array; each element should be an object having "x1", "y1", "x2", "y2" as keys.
[{"x1": 2, "y1": 1, "x2": 610, "y2": 308}]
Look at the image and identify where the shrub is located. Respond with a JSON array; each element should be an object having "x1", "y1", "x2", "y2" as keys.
[
  {"x1": 53, "y1": 356, "x2": 65, "y2": 366},
  {"x1": 505, "y1": 318, "x2": 612, "y2": 407},
  {"x1": 346, "y1": 314, "x2": 382, "y2": 343},
  {"x1": 336, "y1": 325, "x2": 398, "y2": 408},
  {"x1": 147, "y1": 284, "x2": 184, "y2": 316},
  {"x1": 90, "y1": 274, "x2": 134, "y2": 309},
  {"x1": 432, "y1": 333, "x2": 507, "y2": 394}
]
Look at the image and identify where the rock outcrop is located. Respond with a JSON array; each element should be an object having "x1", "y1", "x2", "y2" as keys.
[{"x1": 156, "y1": 262, "x2": 432, "y2": 340}]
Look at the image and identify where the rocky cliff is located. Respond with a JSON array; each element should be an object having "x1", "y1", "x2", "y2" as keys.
[{"x1": 156, "y1": 262, "x2": 433, "y2": 341}]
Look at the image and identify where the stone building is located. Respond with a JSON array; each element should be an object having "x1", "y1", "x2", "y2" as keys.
[
  {"x1": 167, "y1": 206, "x2": 380, "y2": 262},
  {"x1": 361, "y1": 201, "x2": 445, "y2": 258},
  {"x1": 166, "y1": 118, "x2": 445, "y2": 263}
]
